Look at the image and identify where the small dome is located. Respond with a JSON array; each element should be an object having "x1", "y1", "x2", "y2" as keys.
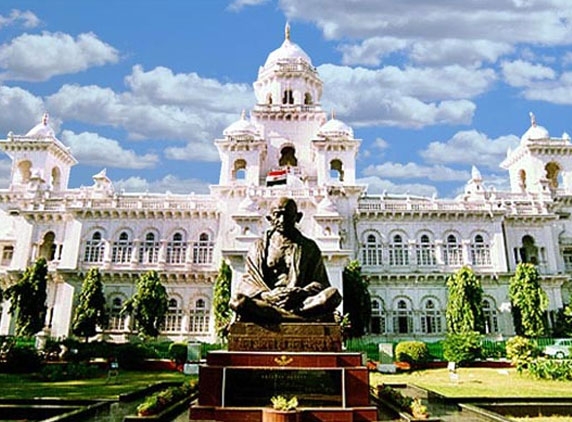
[
  {"x1": 223, "y1": 110, "x2": 258, "y2": 138},
  {"x1": 521, "y1": 112, "x2": 549, "y2": 142},
  {"x1": 25, "y1": 113, "x2": 55, "y2": 138},
  {"x1": 318, "y1": 115, "x2": 354, "y2": 139},
  {"x1": 264, "y1": 23, "x2": 312, "y2": 68}
]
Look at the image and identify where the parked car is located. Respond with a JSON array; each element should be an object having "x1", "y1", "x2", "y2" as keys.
[{"x1": 543, "y1": 339, "x2": 572, "y2": 359}]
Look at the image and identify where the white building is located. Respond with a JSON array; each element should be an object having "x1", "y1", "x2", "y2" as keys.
[{"x1": 1, "y1": 25, "x2": 571, "y2": 342}]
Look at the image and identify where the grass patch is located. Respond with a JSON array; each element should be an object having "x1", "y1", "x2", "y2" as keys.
[
  {"x1": 1, "y1": 370, "x2": 191, "y2": 400},
  {"x1": 371, "y1": 367, "x2": 572, "y2": 398}
]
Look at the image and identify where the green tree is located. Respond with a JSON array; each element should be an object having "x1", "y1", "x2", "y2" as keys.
[
  {"x1": 123, "y1": 270, "x2": 168, "y2": 338},
  {"x1": 342, "y1": 260, "x2": 371, "y2": 338},
  {"x1": 5, "y1": 257, "x2": 48, "y2": 337},
  {"x1": 213, "y1": 260, "x2": 232, "y2": 340},
  {"x1": 71, "y1": 268, "x2": 109, "y2": 342},
  {"x1": 446, "y1": 266, "x2": 485, "y2": 334},
  {"x1": 509, "y1": 263, "x2": 548, "y2": 337}
]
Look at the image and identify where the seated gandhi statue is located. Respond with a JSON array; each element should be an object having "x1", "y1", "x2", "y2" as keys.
[{"x1": 230, "y1": 197, "x2": 342, "y2": 323}]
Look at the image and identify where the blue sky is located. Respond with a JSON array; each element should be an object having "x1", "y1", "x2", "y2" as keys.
[{"x1": 2, "y1": 0, "x2": 572, "y2": 198}]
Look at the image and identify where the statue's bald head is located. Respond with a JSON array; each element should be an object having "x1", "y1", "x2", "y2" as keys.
[{"x1": 267, "y1": 197, "x2": 302, "y2": 234}]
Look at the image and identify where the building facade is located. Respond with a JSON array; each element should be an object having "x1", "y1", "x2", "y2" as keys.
[{"x1": 1, "y1": 25, "x2": 572, "y2": 342}]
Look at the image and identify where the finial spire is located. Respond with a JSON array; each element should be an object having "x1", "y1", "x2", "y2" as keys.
[
  {"x1": 42, "y1": 112, "x2": 49, "y2": 126},
  {"x1": 285, "y1": 21, "x2": 291, "y2": 41},
  {"x1": 331, "y1": 109, "x2": 335, "y2": 120},
  {"x1": 240, "y1": 109, "x2": 246, "y2": 120},
  {"x1": 529, "y1": 111, "x2": 536, "y2": 127}
]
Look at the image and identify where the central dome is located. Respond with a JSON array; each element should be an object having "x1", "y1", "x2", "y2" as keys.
[
  {"x1": 521, "y1": 112, "x2": 549, "y2": 142},
  {"x1": 264, "y1": 23, "x2": 312, "y2": 68}
]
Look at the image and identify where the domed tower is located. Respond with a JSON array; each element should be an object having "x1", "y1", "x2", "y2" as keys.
[
  {"x1": 501, "y1": 112, "x2": 572, "y2": 194},
  {"x1": 0, "y1": 113, "x2": 77, "y2": 192},
  {"x1": 312, "y1": 112, "x2": 360, "y2": 186},
  {"x1": 215, "y1": 110, "x2": 266, "y2": 186},
  {"x1": 251, "y1": 23, "x2": 327, "y2": 186}
]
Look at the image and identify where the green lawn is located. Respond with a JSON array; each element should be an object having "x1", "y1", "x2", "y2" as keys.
[
  {"x1": 1, "y1": 370, "x2": 191, "y2": 400},
  {"x1": 371, "y1": 367, "x2": 572, "y2": 398}
]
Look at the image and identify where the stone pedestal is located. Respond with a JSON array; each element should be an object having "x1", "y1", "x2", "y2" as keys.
[{"x1": 190, "y1": 323, "x2": 377, "y2": 422}]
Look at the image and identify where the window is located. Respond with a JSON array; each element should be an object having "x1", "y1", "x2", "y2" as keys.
[
  {"x1": 389, "y1": 234, "x2": 409, "y2": 266},
  {"x1": 1, "y1": 245, "x2": 14, "y2": 266},
  {"x1": 167, "y1": 232, "x2": 186, "y2": 264},
  {"x1": 370, "y1": 299, "x2": 386, "y2": 334},
  {"x1": 192, "y1": 233, "x2": 214, "y2": 264},
  {"x1": 84, "y1": 231, "x2": 105, "y2": 263},
  {"x1": 164, "y1": 298, "x2": 183, "y2": 332},
  {"x1": 443, "y1": 234, "x2": 462, "y2": 266},
  {"x1": 111, "y1": 231, "x2": 133, "y2": 263},
  {"x1": 420, "y1": 299, "x2": 442, "y2": 334},
  {"x1": 139, "y1": 232, "x2": 159, "y2": 264},
  {"x1": 361, "y1": 233, "x2": 382, "y2": 266},
  {"x1": 393, "y1": 299, "x2": 413, "y2": 334},
  {"x1": 329, "y1": 159, "x2": 344, "y2": 181},
  {"x1": 282, "y1": 89, "x2": 294, "y2": 105},
  {"x1": 109, "y1": 297, "x2": 127, "y2": 331},
  {"x1": 189, "y1": 299, "x2": 210, "y2": 334},
  {"x1": 483, "y1": 299, "x2": 499, "y2": 334},
  {"x1": 416, "y1": 234, "x2": 436, "y2": 266},
  {"x1": 471, "y1": 234, "x2": 491, "y2": 266},
  {"x1": 563, "y1": 248, "x2": 572, "y2": 272}
]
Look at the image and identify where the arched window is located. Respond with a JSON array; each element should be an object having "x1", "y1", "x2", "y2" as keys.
[
  {"x1": 193, "y1": 233, "x2": 214, "y2": 264},
  {"x1": 39, "y1": 231, "x2": 57, "y2": 261},
  {"x1": 519, "y1": 235, "x2": 539, "y2": 265},
  {"x1": 84, "y1": 231, "x2": 105, "y2": 263},
  {"x1": 471, "y1": 234, "x2": 491, "y2": 266},
  {"x1": 329, "y1": 159, "x2": 344, "y2": 182},
  {"x1": 393, "y1": 299, "x2": 413, "y2": 334},
  {"x1": 139, "y1": 232, "x2": 160, "y2": 264},
  {"x1": 109, "y1": 297, "x2": 127, "y2": 331},
  {"x1": 483, "y1": 299, "x2": 499, "y2": 334},
  {"x1": 189, "y1": 298, "x2": 210, "y2": 334},
  {"x1": 443, "y1": 234, "x2": 462, "y2": 266},
  {"x1": 519, "y1": 169, "x2": 527, "y2": 190},
  {"x1": 389, "y1": 234, "x2": 409, "y2": 266},
  {"x1": 167, "y1": 232, "x2": 186, "y2": 264},
  {"x1": 282, "y1": 89, "x2": 294, "y2": 105},
  {"x1": 267, "y1": 93, "x2": 273, "y2": 105},
  {"x1": 1, "y1": 245, "x2": 14, "y2": 266},
  {"x1": 233, "y1": 159, "x2": 247, "y2": 181},
  {"x1": 420, "y1": 299, "x2": 442, "y2": 334},
  {"x1": 51, "y1": 167, "x2": 61, "y2": 191},
  {"x1": 361, "y1": 233, "x2": 382, "y2": 266},
  {"x1": 16, "y1": 160, "x2": 32, "y2": 184},
  {"x1": 112, "y1": 231, "x2": 133, "y2": 263},
  {"x1": 370, "y1": 299, "x2": 386, "y2": 334},
  {"x1": 279, "y1": 146, "x2": 298, "y2": 167},
  {"x1": 545, "y1": 161, "x2": 561, "y2": 190},
  {"x1": 164, "y1": 298, "x2": 183, "y2": 332},
  {"x1": 416, "y1": 234, "x2": 436, "y2": 266},
  {"x1": 304, "y1": 92, "x2": 313, "y2": 105}
]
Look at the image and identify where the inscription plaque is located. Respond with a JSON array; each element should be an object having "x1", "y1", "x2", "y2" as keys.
[{"x1": 224, "y1": 368, "x2": 343, "y2": 407}]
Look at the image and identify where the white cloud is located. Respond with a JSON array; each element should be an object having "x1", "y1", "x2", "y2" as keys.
[
  {"x1": 420, "y1": 130, "x2": 520, "y2": 170},
  {"x1": 0, "y1": 32, "x2": 119, "y2": 82},
  {"x1": 280, "y1": 0, "x2": 572, "y2": 72},
  {"x1": 164, "y1": 142, "x2": 219, "y2": 162},
  {"x1": 60, "y1": 130, "x2": 159, "y2": 169},
  {"x1": 0, "y1": 10, "x2": 40, "y2": 29},
  {"x1": 114, "y1": 174, "x2": 211, "y2": 194},
  {"x1": 0, "y1": 86, "x2": 45, "y2": 135},
  {"x1": 373, "y1": 138, "x2": 389, "y2": 150},
  {"x1": 227, "y1": 0, "x2": 270, "y2": 12},
  {"x1": 358, "y1": 176, "x2": 438, "y2": 197},
  {"x1": 46, "y1": 66, "x2": 253, "y2": 157},
  {"x1": 501, "y1": 60, "x2": 556, "y2": 87},
  {"x1": 362, "y1": 162, "x2": 469, "y2": 182}
]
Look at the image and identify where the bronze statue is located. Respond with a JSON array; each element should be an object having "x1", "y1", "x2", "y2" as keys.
[{"x1": 230, "y1": 197, "x2": 342, "y2": 323}]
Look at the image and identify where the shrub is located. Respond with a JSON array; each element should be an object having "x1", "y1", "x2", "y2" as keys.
[
  {"x1": 4, "y1": 345, "x2": 41, "y2": 373},
  {"x1": 378, "y1": 385, "x2": 413, "y2": 411},
  {"x1": 114, "y1": 343, "x2": 154, "y2": 370},
  {"x1": 395, "y1": 341, "x2": 429, "y2": 365},
  {"x1": 168, "y1": 342, "x2": 187, "y2": 365},
  {"x1": 443, "y1": 331, "x2": 482, "y2": 365},
  {"x1": 506, "y1": 336, "x2": 540, "y2": 373},
  {"x1": 137, "y1": 380, "x2": 198, "y2": 416},
  {"x1": 527, "y1": 358, "x2": 572, "y2": 381},
  {"x1": 38, "y1": 362, "x2": 100, "y2": 381}
]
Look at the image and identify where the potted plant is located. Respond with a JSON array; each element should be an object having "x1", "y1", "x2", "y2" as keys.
[{"x1": 262, "y1": 395, "x2": 299, "y2": 422}]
